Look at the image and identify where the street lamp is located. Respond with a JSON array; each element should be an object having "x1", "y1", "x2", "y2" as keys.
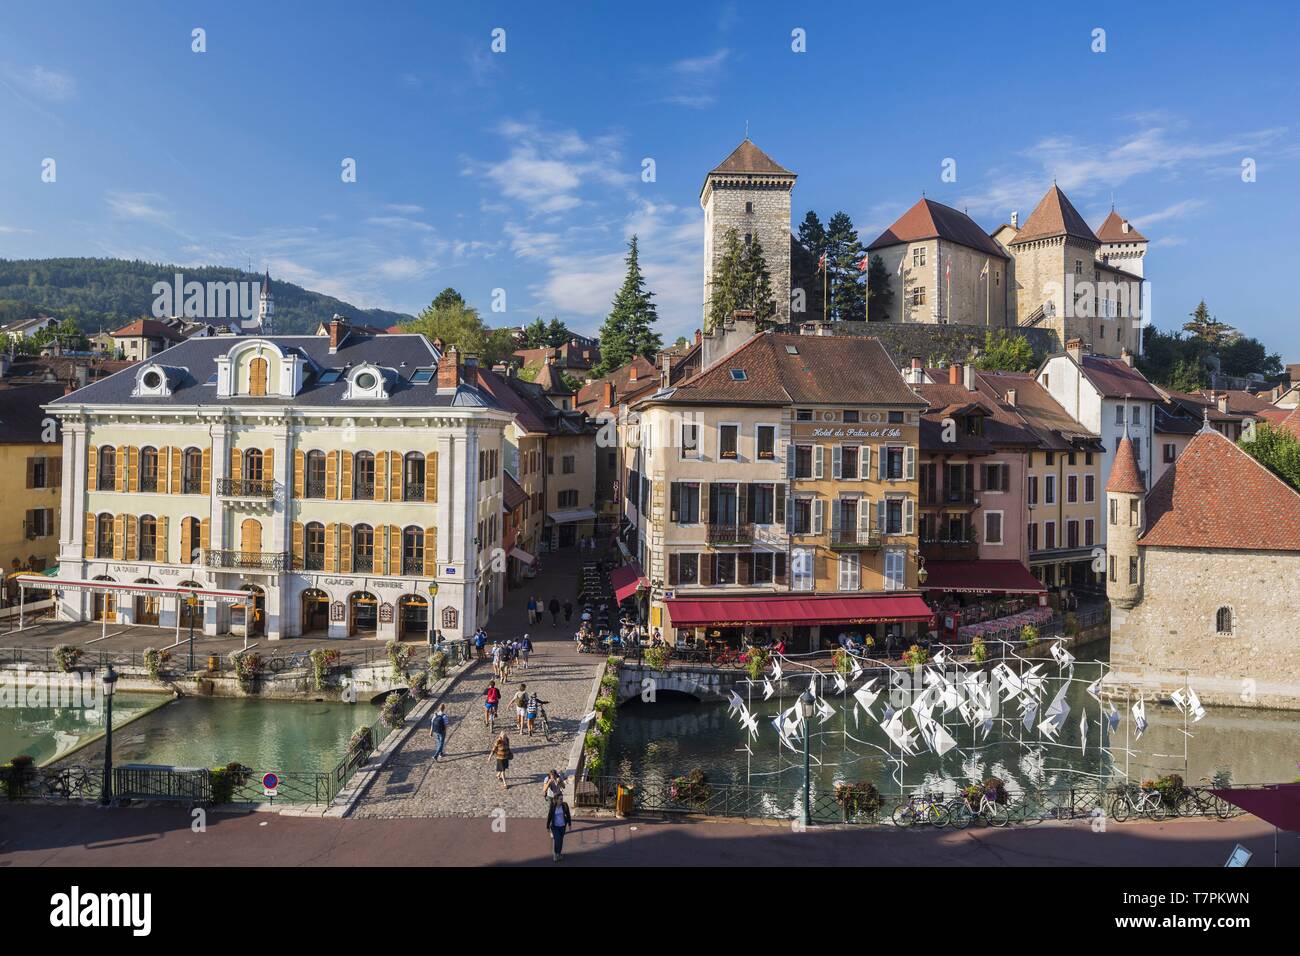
[
  {"x1": 185, "y1": 592, "x2": 198, "y2": 671},
  {"x1": 99, "y1": 664, "x2": 118, "y2": 806},
  {"x1": 916, "y1": 554, "x2": 928, "y2": 586},
  {"x1": 799, "y1": 688, "x2": 817, "y2": 826}
]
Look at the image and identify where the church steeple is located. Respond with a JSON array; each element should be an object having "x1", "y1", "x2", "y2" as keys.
[{"x1": 256, "y1": 269, "x2": 274, "y2": 334}]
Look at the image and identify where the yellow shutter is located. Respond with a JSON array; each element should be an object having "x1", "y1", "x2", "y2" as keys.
[
  {"x1": 115, "y1": 445, "x2": 127, "y2": 491},
  {"x1": 201, "y1": 448, "x2": 211, "y2": 492},
  {"x1": 375, "y1": 451, "x2": 389, "y2": 501},
  {"x1": 124, "y1": 515, "x2": 137, "y2": 560},
  {"x1": 113, "y1": 514, "x2": 126, "y2": 559},
  {"x1": 425, "y1": 450, "x2": 438, "y2": 502},
  {"x1": 339, "y1": 523, "x2": 352, "y2": 573},
  {"x1": 200, "y1": 517, "x2": 211, "y2": 552},
  {"x1": 241, "y1": 518, "x2": 262, "y2": 553},
  {"x1": 340, "y1": 452, "x2": 353, "y2": 501},
  {"x1": 389, "y1": 451, "x2": 402, "y2": 501},
  {"x1": 85, "y1": 513, "x2": 96, "y2": 559},
  {"x1": 264, "y1": 448, "x2": 274, "y2": 487},
  {"x1": 375, "y1": 524, "x2": 387, "y2": 575},
  {"x1": 230, "y1": 446, "x2": 242, "y2": 481},
  {"x1": 325, "y1": 452, "x2": 338, "y2": 500},
  {"x1": 324, "y1": 522, "x2": 337, "y2": 572},
  {"x1": 158, "y1": 446, "x2": 169, "y2": 493},
  {"x1": 170, "y1": 447, "x2": 181, "y2": 494},
  {"x1": 87, "y1": 445, "x2": 98, "y2": 490},
  {"x1": 390, "y1": 526, "x2": 401, "y2": 575},
  {"x1": 127, "y1": 446, "x2": 140, "y2": 493},
  {"x1": 423, "y1": 526, "x2": 437, "y2": 576},
  {"x1": 181, "y1": 518, "x2": 193, "y2": 564},
  {"x1": 292, "y1": 521, "x2": 304, "y2": 568},
  {"x1": 293, "y1": 450, "x2": 305, "y2": 498},
  {"x1": 158, "y1": 516, "x2": 168, "y2": 563}
]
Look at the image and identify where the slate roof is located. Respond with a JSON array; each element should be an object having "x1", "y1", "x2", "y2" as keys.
[
  {"x1": 1009, "y1": 186, "x2": 1098, "y2": 245},
  {"x1": 708, "y1": 139, "x2": 794, "y2": 177},
  {"x1": 917, "y1": 376, "x2": 1038, "y2": 453},
  {"x1": 48, "y1": 333, "x2": 497, "y2": 410},
  {"x1": 1141, "y1": 428, "x2": 1300, "y2": 551},
  {"x1": 643, "y1": 333, "x2": 924, "y2": 408},
  {"x1": 473, "y1": 367, "x2": 595, "y2": 437},
  {"x1": 1078, "y1": 354, "x2": 1163, "y2": 402},
  {"x1": 1096, "y1": 209, "x2": 1147, "y2": 243},
  {"x1": 866, "y1": 198, "x2": 1008, "y2": 258},
  {"x1": 1107, "y1": 436, "x2": 1146, "y2": 494},
  {"x1": 976, "y1": 370, "x2": 1103, "y2": 451},
  {"x1": 0, "y1": 380, "x2": 66, "y2": 444}
]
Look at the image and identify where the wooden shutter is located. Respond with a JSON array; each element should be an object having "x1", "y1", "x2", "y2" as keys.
[
  {"x1": 181, "y1": 519, "x2": 193, "y2": 564},
  {"x1": 738, "y1": 552, "x2": 752, "y2": 586},
  {"x1": 230, "y1": 447, "x2": 242, "y2": 481},
  {"x1": 241, "y1": 518, "x2": 262, "y2": 553},
  {"x1": 84, "y1": 513, "x2": 96, "y2": 558},
  {"x1": 775, "y1": 483, "x2": 786, "y2": 526},
  {"x1": 112, "y1": 514, "x2": 126, "y2": 559},
  {"x1": 668, "y1": 553, "x2": 679, "y2": 586},
  {"x1": 157, "y1": 516, "x2": 168, "y2": 563},
  {"x1": 374, "y1": 524, "x2": 387, "y2": 574},
  {"x1": 201, "y1": 448, "x2": 211, "y2": 492},
  {"x1": 423, "y1": 527, "x2": 437, "y2": 576},
  {"x1": 831, "y1": 499, "x2": 842, "y2": 535},
  {"x1": 669, "y1": 482, "x2": 680, "y2": 522},
  {"x1": 200, "y1": 517, "x2": 211, "y2": 552},
  {"x1": 699, "y1": 482, "x2": 710, "y2": 524},
  {"x1": 859, "y1": 500, "x2": 872, "y2": 534},
  {"x1": 115, "y1": 445, "x2": 127, "y2": 491},
  {"x1": 389, "y1": 526, "x2": 401, "y2": 574},
  {"x1": 292, "y1": 521, "x2": 304, "y2": 567},
  {"x1": 786, "y1": 443, "x2": 795, "y2": 480},
  {"x1": 832, "y1": 445, "x2": 842, "y2": 479},
  {"x1": 170, "y1": 447, "x2": 181, "y2": 494},
  {"x1": 737, "y1": 483, "x2": 749, "y2": 525},
  {"x1": 326, "y1": 452, "x2": 338, "y2": 500},
  {"x1": 341, "y1": 452, "x2": 354, "y2": 501},
  {"x1": 389, "y1": 451, "x2": 401, "y2": 502},
  {"x1": 814, "y1": 444, "x2": 824, "y2": 479},
  {"x1": 263, "y1": 448, "x2": 275, "y2": 487},
  {"x1": 861, "y1": 445, "x2": 872, "y2": 479},
  {"x1": 26, "y1": 457, "x2": 36, "y2": 489},
  {"x1": 87, "y1": 445, "x2": 98, "y2": 490},
  {"x1": 699, "y1": 552, "x2": 714, "y2": 587},
  {"x1": 1001, "y1": 463, "x2": 1010, "y2": 492},
  {"x1": 127, "y1": 446, "x2": 140, "y2": 493},
  {"x1": 375, "y1": 451, "x2": 389, "y2": 501},
  {"x1": 425, "y1": 451, "x2": 438, "y2": 502},
  {"x1": 293, "y1": 449, "x2": 305, "y2": 498},
  {"x1": 813, "y1": 498, "x2": 824, "y2": 535},
  {"x1": 905, "y1": 445, "x2": 916, "y2": 480},
  {"x1": 904, "y1": 498, "x2": 915, "y2": 535},
  {"x1": 775, "y1": 553, "x2": 788, "y2": 586},
  {"x1": 324, "y1": 523, "x2": 337, "y2": 572},
  {"x1": 877, "y1": 499, "x2": 887, "y2": 533},
  {"x1": 339, "y1": 523, "x2": 352, "y2": 573}
]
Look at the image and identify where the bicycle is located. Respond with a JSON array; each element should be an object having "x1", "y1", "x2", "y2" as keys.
[
  {"x1": 42, "y1": 766, "x2": 92, "y2": 801},
  {"x1": 1174, "y1": 783, "x2": 1234, "y2": 820},
  {"x1": 947, "y1": 790, "x2": 1011, "y2": 829},
  {"x1": 1109, "y1": 784, "x2": 1168, "y2": 822},
  {"x1": 892, "y1": 793, "x2": 951, "y2": 828}
]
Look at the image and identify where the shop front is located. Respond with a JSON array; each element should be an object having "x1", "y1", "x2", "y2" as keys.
[{"x1": 921, "y1": 559, "x2": 1047, "y2": 641}]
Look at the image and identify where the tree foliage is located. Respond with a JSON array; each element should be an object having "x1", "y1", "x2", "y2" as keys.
[
  {"x1": 1239, "y1": 423, "x2": 1300, "y2": 492},
  {"x1": 706, "y1": 228, "x2": 777, "y2": 332},
  {"x1": 595, "y1": 235, "x2": 662, "y2": 375},
  {"x1": 403, "y1": 292, "x2": 515, "y2": 365},
  {"x1": 973, "y1": 330, "x2": 1037, "y2": 372}
]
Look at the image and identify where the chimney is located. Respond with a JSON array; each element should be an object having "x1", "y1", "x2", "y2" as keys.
[
  {"x1": 963, "y1": 362, "x2": 976, "y2": 391},
  {"x1": 1065, "y1": 338, "x2": 1085, "y2": 363},
  {"x1": 949, "y1": 362, "x2": 962, "y2": 386},
  {"x1": 1120, "y1": 346, "x2": 1134, "y2": 367},
  {"x1": 1217, "y1": 393, "x2": 1230, "y2": 414},
  {"x1": 603, "y1": 381, "x2": 614, "y2": 408},
  {"x1": 1005, "y1": 388, "x2": 1017, "y2": 407},
  {"x1": 694, "y1": 328, "x2": 702, "y2": 345},
  {"x1": 463, "y1": 355, "x2": 479, "y2": 371},
  {"x1": 328, "y1": 315, "x2": 346, "y2": 353},
  {"x1": 436, "y1": 345, "x2": 461, "y2": 390},
  {"x1": 1121, "y1": 220, "x2": 1131, "y2": 235},
  {"x1": 1010, "y1": 211, "x2": 1019, "y2": 229}
]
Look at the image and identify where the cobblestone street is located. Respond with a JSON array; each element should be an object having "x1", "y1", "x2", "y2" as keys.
[{"x1": 351, "y1": 541, "x2": 607, "y2": 818}]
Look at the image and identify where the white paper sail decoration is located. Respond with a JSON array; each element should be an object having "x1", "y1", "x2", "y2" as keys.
[
  {"x1": 932, "y1": 648, "x2": 948, "y2": 667},
  {"x1": 883, "y1": 712, "x2": 920, "y2": 755},
  {"x1": 993, "y1": 663, "x2": 1024, "y2": 701},
  {"x1": 1187, "y1": 687, "x2": 1207, "y2": 723},
  {"x1": 1079, "y1": 713, "x2": 1088, "y2": 752},
  {"x1": 771, "y1": 658, "x2": 783, "y2": 681},
  {"x1": 1020, "y1": 664, "x2": 1047, "y2": 700},
  {"x1": 932, "y1": 722, "x2": 958, "y2": 756},
  {"x1": 1132, "y1": 697, "x2": 1148, "y2": 739},
  {"x1": 726, "y1": 690, "x2": 744, "y2": 717},
  {"x1": 1050, "y1": 640, "x2": 1075, "y2": 669},
  {"x1": 849, "y1": 661, "x2": 863, "y2": 681},
  {"x1": 817, "y1": 698, "x2": 837, "y2": 724},
  {"x1": 1021, "y1": 699, "x2": 1039, "y2": 732},
  {"x1": 1040, "y1": 681, "x2": 1071, "y2": 737},
  {"x1": 762, "y1": 678, "x2": 775, "y2": 701},
  {"x1": 1107, "y1": 702, "x2": 1121, "y2": 733},
  {"x1": 833, "y1": 672, "x2": 848, "y2": 695},
  {"x1": 1170, "y1": 688, "x2": 1188, "y2": 715},
  {"x1": 853, "y1": 679, "x2": 881, "y2": 716},
  {"x1": 1085, "y1": 677, "x2": 1102, "y2": 702}
]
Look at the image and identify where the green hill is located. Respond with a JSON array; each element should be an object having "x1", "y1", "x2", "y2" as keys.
[{"x1": 0, "y1": 257, "x2": 413, "y2": 334}]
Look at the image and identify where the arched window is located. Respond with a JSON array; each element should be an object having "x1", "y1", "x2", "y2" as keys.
[
  {"x1": 403, "y1": 453, "x2": 426, "y2": 501},
  {"x1": 305, "y1": 451, "x2": 326, "y2": 498},
  {"x1": 180, "y1": 517, "x2": 201, "y2": 564},
  {"x1": 353, "y1": 524, "x2": 375, "y2": 572},
  {"x1": 139, "y1": 447, "x2": 159, "y2": 492},
  {"x1": 183, "y1": 447, "x2": 203, "y2": 494},
  {"x1": 249, "y1": 356, "x2": 268, "y2": 396},
  {"x1": 98, "y1": 447, "x2": 116, "y2": 491},
  {"x1": 305, "y1": 522, "x2": 326, "y2": 570},
  {"x1": 96, "y1": 513, "x2": 114, "y2": 557},
  {"x1": 240, "y1": 518, "x2": 263, "y2": 554},
  {"x1": 354, "y1": 452, "x2": 376, "y2": 498},
  {"x1": 139, "y1": 515, "x2": 158, "y2": 561},
  {"x1": 244, "y1": 448, "x2": 264, "y2": 482},
  {"x1": 1215, "y1": 606, "x2": 1234, "y2": 636},
  {"x1": 402, "y1": 526, "x2": 424, "y2": 575}
]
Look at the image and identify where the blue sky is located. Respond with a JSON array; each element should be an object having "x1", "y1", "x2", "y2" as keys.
[{"x1": 1, "y1": 1, "x2": 1297, "y2": 356}]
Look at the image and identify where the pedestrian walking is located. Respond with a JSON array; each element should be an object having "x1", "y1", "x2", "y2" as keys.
[
  {"x1": 526, "y1": 595, "x2": 537, "y2": 626},
  {"x1": 546, "y1": 797, "x2": 572, "y2": 861},
  {"x1": 512, "y1": 683, "x2": 529, "y2": 732},
  {"x1": 520, "y1": 633, "x2": 532, "y2": 668},
  {"x1": 428, "y1": 703, "x2": 449, "y2": 761},
  {"x1": 474, "y1": 629, "x2": 487, "y2": 660},
  {"x1": 483, "y1": 680, "x2": 500, "y2": 728},
  {"x1": 563, "y1": 599, "x2": 573, "y2": 623},
  {"x1": 532, "y1": 595, "x2": 542, "y2": 626},
  {"x1": 490, "y1": 732, "x2": 512, "y2": 790},
  {"x1": 548, "y1": 596, "x2": 560, "y2": 627},
  {"x1": 541, "y1": 768, "x2": 565, "y2": 803}
]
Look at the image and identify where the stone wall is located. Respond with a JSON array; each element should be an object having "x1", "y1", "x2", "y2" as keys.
[
  {"x1": 1108, "y1": 546, "x2": 1300, "y2": 709},
  {"x1": 786, "y1": 322, "x2": 1057, "y2": 366}
]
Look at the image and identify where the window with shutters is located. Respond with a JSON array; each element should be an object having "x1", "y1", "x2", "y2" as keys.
[
  {"x1": 561, "y1": 455, "x2": 575, "y2": 475},
  {"x1": 1084, "y1": 474, "x2": 1095, "y2": 502},
  {"x1": 1027, "y1": 522, "x2": 1038, "y2": 552},
  {"x1": 353, "y1": 524, "x2": 375, "y2": 572},
  {"x1": 791, "y1": 497, "x2": 813, "y2": 535},
  {"x1": 1026, "y1": 474, "x2": 1038, "y2": 506},
  {"x1": 883, "y1": 497, "x2": 904, "y2": 535},
  {"x1": 715, "y1": 553, "x2": 736, "y2": 585},
  {"x1": 355, "y1": 452, "x2": 376, "y2": 498},
  {"x1": 1044, "y1": 474, "x2": 1056, "y2": 505},
  {"x1": 841, "y1": 445, "x2": 859, "y2": 480},
  {"x1": 98, "y1": 447, "x2": 116, "y2": 490},
  {"x1": 181, "y1": 517, "x2": 201, "y2": 564},
  {"x1": 680, "y1": 423, "x2": 699, "y2": 459},
  {"x1": 1066, "y1": 519, "x2": 1079, "y2": 549},
  {"x1": 983, "y1": 462, "x2": 1009, "y2": 492},
  {"x1": 1066, "y1": 474, "x2": 1078, "y2": 503},
  {"x1": 27, "y1": 457, "x2": 48, "y2": 489},
  {"x1": 791, "y1": 548, "x2": 814, "y2": 591},
  {"x1": 25, "y1": 508, "x2": 54, "y2": 538},
  {"x1": 838, "y1": 553, "x2": 860, "y2": 591},
  {"x1": 677, "y1": 552, "x2": 699, "y2": 585},
  {"x1": 249, "y1": 357, "x2": 268, "y2": 396},
  {"x1": 306, "y1": 451, "x2": 326, "y2": 497},
  {"x1": 244, "y1": 448, "x2": 264, "y2": 482},
  {"x1": 403, "y1": 453, "x2": 426, "y2": 501},
  {"x1": 139, "y1": 447, "x2": 159, "y2": 492},
  {"x1": 183, "y1": 447, "x2": 203, "y2": 494},
  {"x1": 139, "y1": 515, "x2": 158, "y2": 560},
  {"x1": 884, "y1": 446, "x2": 904, "y2": 480},
  {"x1": 1085, "y1": 519, "x2": 1095, "y2": 547},
  {"x1": 402, "y1": 526, "x2": 424, "y2": 575},
  {"x1": 96, "y1": 513, "x2": 114, "y2": 557},
  {"x1": 1044, "y1": 521, "x2": 1056, "y2": 549},
  {"x1": 558, "y1": 489, "x2": 578, "y2": 508},
  {"x1": 305, "y1": 522, "x2": 326, "y2": 570},
  {"x1": 984, "y1": 511, "x2": 1003, "y2": 546},
  {"x1": 884, "y1": 550, "x2": 905, "y2": 590},
  {"x1": 749, "y1": 483, "x2": 775, "y2": 524},
  {"x1": 671, "y1": 482, "x2": 700, "y2": 524},
  {"x1": 793, "y1": 444, "x2": 813, "y2": 478}
]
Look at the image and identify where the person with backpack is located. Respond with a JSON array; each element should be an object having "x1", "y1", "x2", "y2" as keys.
[
  {"x1": 512, "y1": 683, "x2": 529, "y2": 732},
  {"x1": 483, "y1": 680, "x2": 500, "y2": 728},
  {"x1": 474, "y1": 630, "x2": 487, "y2": 660},
  {"x1": 546, "y1": 797, "x2": 572, "y2": 861},
  {"x1": 526, "y1": 692, "x2": 549, "y2": 736},
  {"x1": 548, "y1": 596, "x2": 561, "y2": 627},
  {"x1": 428, "y1": 703, "x2": 449, "y2": 761},
  {"x1": 563, "y1": 599, "x2": 573, "y2": 624},
  {"x1": 520, "y1": 633, "x2": 533, "y2": 669},
  {"x1": 489, "y1": 732, "x2": 512, "y2": 790}
]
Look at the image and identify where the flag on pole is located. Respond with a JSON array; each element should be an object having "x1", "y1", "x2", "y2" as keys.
[
  {"x1": 896, "y1": 255, "x2": 906, "y2": 276},
  {"x1": 979, "y1": 259, "x2": 989, "y2": 279},
  {"x1": 817, "y1": 251, "x2": 827, "y2": 272},
  {"x1": 858, "y1": 253, "x2": 869, "y2": 272},
  {"x1": 945, "y1": 254, "x2": 951, "y2": 285}
]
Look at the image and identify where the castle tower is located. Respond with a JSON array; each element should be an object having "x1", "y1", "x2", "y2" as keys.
[
  {"x1": 1096, "y1": 208, "x2": 1148, "y2": 279},
  {"x1": 700, "y1": 138, "x2": 796, "y2": 328},
  {"x1": 1105, "y1": 431, "x2": 1147, "y2": 609},
  {"x1": 257, "y1": 269, "x2": 274, "y2": 334}
]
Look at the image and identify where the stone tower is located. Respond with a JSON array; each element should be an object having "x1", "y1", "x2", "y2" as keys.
[
  {"x1": 1096, "y1": 208, "x2": 1148, "y2": 279},
  {"x1": 257, "y1": 269, "x2": 274, "y2": 333},
  {"x1": 700, "y1": 138, "x2": 795, "y2": 328},
  {"x1": 1105, "y1": 431, "x2": 1147, "y2": 609}
]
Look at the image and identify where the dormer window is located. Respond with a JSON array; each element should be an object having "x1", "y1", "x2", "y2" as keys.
[
  {"x1": 133, "y1": 363, "x2": 172, "y2": 398},
  {"x1": 344, "y1": 364, "x2": 388, "y2": 400}
]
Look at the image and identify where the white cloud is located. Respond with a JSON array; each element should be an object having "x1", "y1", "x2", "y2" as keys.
[
  {"x1": 104, "y1": 191, "x2": 172, "y2": 224},
  {"x1": 1, "y1": 63, "x2": 75, "y2": 101}
]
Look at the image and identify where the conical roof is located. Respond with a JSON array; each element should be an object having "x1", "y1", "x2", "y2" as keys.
[
  {"x1": 1010, "y1": 185, "x2": 1097, "y2": 245},
  {"x1": 1107, "y1": 435, "x2": 1146, "y2": 494},
  {"x1": 1096, "y1": 209, "x2": 1147, "y2": 242},
  {"x1": 708, "y1": 139, "x2": 793, "y2": 176}
]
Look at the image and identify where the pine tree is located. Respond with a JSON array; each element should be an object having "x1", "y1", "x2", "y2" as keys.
[
  {"x1": 797, "y1": 211, "x2": 827, "y2": 261},
  {"x1": 865, "y1": 255, "x2": 894, "y2": 321},
  {"x1": 825, "y1": 211, "x2": 867, "y2": 321},
  {"x1": 595, "y1": 235, "x2": 661, "y2": 375},
  {"x1": 1182, "y1": 299, "x2": 1236, "y2": 349},
  {"x1": 738, "y1": 235, "x2": 778, "y2": 328},
  {"x1": 522, "y1": 318, "x2": 548, "y2": 347},
  {"x1": 707, "y1": 229, "x2": 777, "y2": 331},
  {"x1": 546, "y1": 317, "x2": 569, "y2": 346}
]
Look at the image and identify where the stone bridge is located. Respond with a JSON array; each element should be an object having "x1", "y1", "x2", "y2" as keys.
[{"x1": 616, "y1": 664, "x2": 810, "y2": 706}]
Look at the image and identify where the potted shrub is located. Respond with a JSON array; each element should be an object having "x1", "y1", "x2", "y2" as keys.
[
  {"x1": 54, "y1": 645, "x2": 82, "y2": 673},
  {"x1": 971, "y1": 637, "x2": 988, "y2": 664},
  {"x1": 408, "y1": 670, "x2": 429, "y2": 701},
  {"x1": 744, "y1": 646, "x2": 770, "y2": 680},
  {"x1": 386, "y1": 640, "x2": 413, "y2": 682},
  {"x1": 669, "y1": 769, "x2": 712, "y2": 808},
  {"x1": 229, "y1": 650, "x2": 263, "y2": 690},
  {"x1": 209, "y1": 762, "x2": 250, "y2": 804},
  {"x1": 831, "y1": 647, "x2": 853, "y2": 675},
  {"x1": 427, "y1": 650, "x2": 448, "y2": 680},
  {"x1": 143, "y1": 647, "x2": 171, "y2": 682},
  {"x1": 348, "y1": 726, "x2": 374, "y2": 758},
  {"x1": 902, "y1": 644, "x2": 930, "y2": 667},
  {"x1": 1020, "y1": 624, "x2": 1039, "y2": 649},
  {"x1": 309, "y1": 647, "x2": 340, "y2": 691},
  {"x1": 643, "y1": 645, "x2": 670, "y2": 671},
  {"x1": 834, "y1": 781, "x2": 883, "y2": 822},
  {"x1": 379, "y1": 691, "x2": 406, "y2": 729}
]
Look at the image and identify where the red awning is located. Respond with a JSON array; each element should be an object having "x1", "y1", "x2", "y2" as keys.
[
  {"x1": 1212, "y1": 784, "x2": 1300, "y2": 831},
  {"x1": 666, "y1": 594, "x2": 933, "y2": 628},
  {"x1": 921, "y1": 560, "x2": 1046, "y2": 594},
  {"x1": 611, "y1": 563, "x2": 648, "y2": 604}
]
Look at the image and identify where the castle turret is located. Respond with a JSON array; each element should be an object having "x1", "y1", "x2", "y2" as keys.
[
  {"x1": 1096, "y1": 209, "x2": 1148, "y2": 279},
  {"x1": 1105, "y1": 432, "x2": 1146, "y2": 608}
]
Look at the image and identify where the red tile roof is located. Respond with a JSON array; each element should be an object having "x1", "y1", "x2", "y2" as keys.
[
  {"x1": 111, "y1": 319, "x2": 185, "y2": 341},
  {"x1": 1107, "y1": 436, "x2": 1146, "y2": 493},
  {"x1": 1079, "y1": 354, "x2": 1163, "y2": 402},
  {"x1": 1096, "y1": 209, "x2": 1147, "y2": 243},
  {"x1": 866, "y1": 198, "x2": 1007, "y2": 258},
  {"x1": 503, "y1": 472, "x2": 529, "y2": 512},
  {"x1": 575, "y1": 356, "x2": 658, "y2": 414},
  {"x1": 708, "y1": 139, "x2": 793, "y2": 176},
  {"x1": 1279, "y1": 406, "x2": 1300, "y2": 440},
  {"x1": 1141, "y1": 429, "x2": 1300, "y2": 551},
  {"x1": 1009, "y1": 185, "x2": 1098, "y2": 245}
]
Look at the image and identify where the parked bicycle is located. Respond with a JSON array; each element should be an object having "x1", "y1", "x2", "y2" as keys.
[
  {"x1": 947, "y1": 789, "x2": 1011, "y2": 828},
  {"x1": 1109, "y1": 783, "x2": 1168, "y2": 822},
  {"x1": 1173, "y1": 780, "x2": 1234, "y2": 820},
  {"x1": 42, "y1": 766, "x2": 93, "y2": 801},
  {"x1": 892, "y1": 792, "x2": 951, "y2": 828}
]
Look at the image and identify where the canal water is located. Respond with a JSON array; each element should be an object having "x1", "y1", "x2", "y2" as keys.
[
  {"x1": 607, "y1": 671, "x2": 1300, "y2": 797},
  {"x1": 3, "y1": 692, "x2": 372, "y2": 772}
]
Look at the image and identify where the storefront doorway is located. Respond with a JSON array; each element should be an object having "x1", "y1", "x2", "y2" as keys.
[
  {"x1": 349, "y1": 591, "x2": 378, "y2": 637},
  {"x1": 91, "y1": 575, "x2": 116, "y2": 622},
  {"x1": 397, "y1": 595, "x2": 428, "y2": 641},
  {"x1": 178, "y1": 581, "x2": 204, "y2": 630},
  {"x1": 301, "y1": 588, "x2": 330, "y2": 634},
  {"x1": 134, "y1": 579, "x2": 160, "y2": 626}
]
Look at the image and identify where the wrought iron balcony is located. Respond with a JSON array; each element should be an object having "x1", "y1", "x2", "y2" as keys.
[
  {"x1": 402, "y1": 557, "x2": 424, "y2": 575},
  {"x1": 920, "y1": 536, "x2": 979, "y2": 560},
  {"x1": 828, "y1": 527, "x2": 883, "y2": 550},
  {"x1": 354, "y1": 481, "x2": 375, "y2": 499},
  {"x1": 217, "y1": 477, "x2": 275, "y2": 499},
  {"x1": 402, "y1": 482, "x2": 425, "y2": 502},
  {"x1": 304, "y1": 479, "x2": 326, "y2": 499},
  {"x1": 203, "y1": 549, "x2": 289, "y2": 571},
  {"x1": 139, "y1": 476, "x2": 159, "y2": 493},
  {"x1": 182, "y1": 477, "x2": 204, "y2": 495},
  {"x1": 921, "y1": 488, "x2": 977, "y2": 507},
  {"x1": 301, "y1": 553, "x2": 325, "y2": 571},
  {"x1": 352, "y1": 554, "x2": 374, "y2": 573},
  {"x1": 705, "y1": 522, "x2": 754, "y2": 545}
]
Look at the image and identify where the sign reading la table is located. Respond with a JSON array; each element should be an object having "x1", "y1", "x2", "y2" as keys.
[{"x1": 262, "y1": 772, "x2": 279, "y2": 797}]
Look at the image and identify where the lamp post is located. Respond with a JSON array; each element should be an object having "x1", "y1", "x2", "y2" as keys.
[
  {"x1": 799, "y1": 688, "x2": 816, "y2": 826},
  {"x1": 185, "y1": 592, "x2": 197, "y2": 671},
  {"x1": 99, "y1": 664, "x2": 118, "y2": 806},
  {"x1": 427, "y1": 581, "x2": 439, "y2": 652}
]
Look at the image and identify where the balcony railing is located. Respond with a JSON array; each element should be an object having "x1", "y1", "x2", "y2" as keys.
[
  {"x1": 140, "y1": 475, "x2": 159, "y2": 493},
  {"x1": 706, "y1": 522, "x2": 754, "y2": 545},
  {"x1": 829, "y1": 527, "x2": 883, "y2": 550},
  {"x1": 354, "y1": 482, "x2": 375, "y2": 499},
  {"x1": 203, "y1": 549, "x2": 289, "y2": 571},
  {"x1": 402, "y1": 482, "x2": 425, "y2": 502},
  {"x1": 352, "y1": 554, "x2": 374, "y2": 573},
  {"x1": 921, "y1": 488, "x2": 977, "y2": 506},
  {"x1": 182, "y1": 477, "x2": 204, "y2": 495},
  {"x1": 402, "y1": 557, "x2": 424, "y2": 575},
  {"x1": 304, "y1": 480, "x2": 326, "y2": 498},
  {"x1": 921, "y1": 536, "x2": 978, "y2": 560},
  {"x1": 301, "y1": 553, "x2": 325, "y2": 571},
  {"x1": 217, "y1": 477, "x2": 275, "y2": 498}
]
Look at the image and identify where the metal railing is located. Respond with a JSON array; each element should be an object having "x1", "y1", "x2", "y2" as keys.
[
  {"x1": 829, "y1": 527, "x2": 882, "y2": 549},
  {"x1": 203, "y1": 549, "x2": 290, "y2": 571},
  {"x1": 304, "y1": 480, "x2": 326, "y2": 498},
  {"x1": 139, "y1": 476, "x2": 159, "y2": 493},
  {"x1": 352, "y1": 554, "x2": 374, "y2": 573},
  {"x1": 706, "y1": 522, "x2": 754, "y2": 545},
  {"x1": 354, "y1": 481, "x2": 375, "y2": 499},
  {"x1": 402, "y1": 557, "x2": 424, "y2": 575},
  {"x1": 217, "y1": 477, "x2": 275, "y2": 498},
  {"x1": 402, "y1": 482, "x2": 425, "y2": 501},
  {"x1": 182, "y1": 477, "x2": 204, "y2": 494}
]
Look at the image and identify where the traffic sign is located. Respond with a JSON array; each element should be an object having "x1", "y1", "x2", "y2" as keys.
[{"x1": 262, "y1": 772, "x2": 279, "y2": 796}]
